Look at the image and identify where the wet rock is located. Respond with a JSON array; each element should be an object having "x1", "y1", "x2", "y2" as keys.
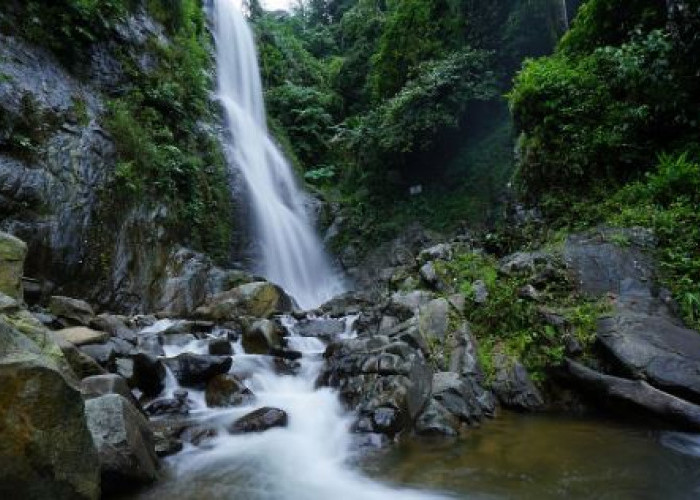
[
  {"x1": 415, "y1": 399, "x2": 460, "y2": 437},
  {"x1": 565, "y1": 359, "x2": 700, "y2": 431},
  {"x1": 0, "y1": 320, "x2": 100, "y2": 499},
  {"x1": 196, "y1": 281, "x2": 293, "y2": 320},
  {"x1": 0, "y1": 231, "x2": 27, "y2": 300},
  {"x1": 432, "y1": 372, "x2": 489, "y2": 425},
  {"x1": 54, "y1": 326, "x2": 108, "y2": 346},
  {"x1": 243, "y1": 319, "x2": 282, "y2": 354},
  {"x1": 59, "y1": 339, "x2": 107, "y2": 378},
  {"x1": 145, "y1": 390, "x2": 190, "y2": 416},
  {"x1": 162, "y1": 333, "x2": 197, "y2": 348},
  {"x1": 269, "y1": 346, "x2": 303, "y2": 360},
  {"x1": 137, "y1": 332, "x2": 165, "y2": 357},
  {"x1": 116, "y1": 352, "x2": 165, "y2": 397},
  {"x1": 84, "y1": 394, "x2": 159, "y2": 494},
  {"x1": 319, "y1": 291, "x2": 373, "y2": 317},
  {"x1": 597, "y1": 312, "x2": 700, "y2": 404},
  {"x1": 295, "y1": 318, "x2": 346, "y2": 340},
  {"x1": 49, "y1": 296, "x2": 95, "y2": 326},
  {"x1": 228, "y1": 407, "x2": 289, "y2": 434},
  {"x1": 208, "y1": 337, "x2": 232, "y2": 355},
  {"x1": 181, "y1": 426, "x2": 219, "y2": 448},
  {"x1": 90, "y1": 314, "x2": 136, "y2": 344},
  {"x1": 205, "y1": 374, "x2": 253, "y2": 407},
  {"x1": 491, "y1": 355, "x2": 544, "y2": 411},
  {"x1": 152, "y1": 432, "x2": 183, "y2": 458},
  {"x1": 78, "y1": 342, "x2": 117, "y2": 369},
  {"x1": 81, "y1": 374, "x2": 136, "y2": 404},
  {"x1": 274, "y1": 357, "x2": 302, "y2": 376},
  {"x1": 164, "y1": 353, "x2": 232, "y2": 387},
  {"x1": 319, "y1": 335, "x2": 432, "y2": 436}
]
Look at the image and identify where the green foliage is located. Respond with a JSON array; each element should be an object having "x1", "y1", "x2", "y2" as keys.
[
  {"x1": 437, "y1": 250, "x2": 609, "y2": 382},
  {"x1": 510, "y1": 0, "x2": 700, "y2": 200},
  {"x1": 101, "y1": 0, "x2": 232, "y2": 259},
  {"x1": 346, "y1": 49, "x2": 498, "y2": 188}
]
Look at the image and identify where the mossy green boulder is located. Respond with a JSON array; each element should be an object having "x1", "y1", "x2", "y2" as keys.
[{"x1": 0, "y1": 232, "x2": 27, "y2": 300}]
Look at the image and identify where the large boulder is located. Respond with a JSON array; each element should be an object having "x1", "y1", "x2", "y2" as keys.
[
  {"x1": 116, "y1": 353, "x2": 165, "y2": 397},
  {"x1": 228, "y1": 407, "x2": 288, "y2": 434},
  {"x1": 196, "y1": 281, "x2": 293, "y2": 320},
  {"x1": 205, "y1": 374, "x2": 253, "y2": 407},
  {"x1": 0, "y1": 321, "x2": 100, "y2": 499},
  {"x1": 84, "y1": 394, "x2": 159, "y2": 494},
  {"x1": 54, "y1": 326, "x2": 109, "y2": 346},
  {"x1": 597, "y1": 312, "x2": 700, "y2": 405},
  {"x1": 49, "y1": 296, "x2": 95, "y2": 326},
  {"x1": 242, "y1": 319, "x2": 283, "y2": 354},
  {"x1": 163, "y1": 353, "x2": 232, "y2": 387},
  {"x1": 0, "y1": 232, "x2": 27, "y2": 300},
  {"x1": 319, "y1": 335, "x2": 432, "y2": 436},
  {"x1": 490, "y1": 355, "x2": 543, "y2": 411},
  {"x1": 565, "y1": 359, "x2": 700, "y2": 431}
]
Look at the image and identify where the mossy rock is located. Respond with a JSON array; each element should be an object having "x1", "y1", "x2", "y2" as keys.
[{"x1": 0, "y1": 232, "x2": 27, "y2": 300}]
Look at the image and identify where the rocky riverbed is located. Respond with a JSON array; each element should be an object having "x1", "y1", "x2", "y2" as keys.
[{"x1": 3, "y1": 222, "x2": 700, "y2": 497}]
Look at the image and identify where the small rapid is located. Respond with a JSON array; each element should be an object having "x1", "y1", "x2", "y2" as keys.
[
  {"x1": 214, "y1": 0, "x2": 345, "y2": 309},
  {"x1": 138, "y1": 317, "x2": 444, "y2": 500}
]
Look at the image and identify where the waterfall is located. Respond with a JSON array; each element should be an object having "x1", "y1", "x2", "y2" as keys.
[
  {"x1": 214, "y1": 0, "x2": 345, "y2": 310},
  {"x1": 561, "y1": 0, "x2": 569, "y2": 29}
]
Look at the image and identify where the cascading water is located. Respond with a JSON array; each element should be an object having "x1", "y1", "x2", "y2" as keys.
[
  {"x1": 215, "y1": 0, "x2": 344, "y2": 310},
  {"x1": 135, "y1": 3, "x2": 443, "y2": 499}
]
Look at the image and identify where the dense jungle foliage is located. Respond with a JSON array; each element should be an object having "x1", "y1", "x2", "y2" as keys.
[{"x1": 247, "y1": 0, "x2": 573, "y2": 241}]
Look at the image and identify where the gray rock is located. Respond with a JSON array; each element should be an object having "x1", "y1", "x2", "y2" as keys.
[
  {"x1": 243, "y1": 319, "x2": 282, "y2": 354},
  {"x1": 208, "y1": 337, "x2": 232, "y2": 355},
  {"x1": 565, "y1": 359, "x2": 700, "y2": 431},
  {"x1": 81, "y1": 374, "x2": 136, "y2": 404},
  {"x1": 432, "y1": 371, "x2": 490, "y2": 424},
  {"x1": 84, "y1": 394, "x2": 159, "y2": 494},
  {"x1": 491, "y1": 355, "x2": 543, "y2": 411},
  {"x1": 144, "y1": 390, "x2": 190, "y2": 416},
  {"x1": 90, "y1": 314, "x2": 136, "y2": 344},
  {"x1": 164, "y1": 353, "x2": 232, "y2": 387},
  {"x1": 137, "y1": 332, "x2": 165, "y2": 357},
  {"x1": 49, "y1": 296, "x2": 95, "y2": 326},
  {"x1": 295, "y1": 318, "x2": 346, "y2": 340},
  {"x1": 228, "y1": 407, "x2": 288, "y2": 434},
  {"x1": 78, "y1": 342, "x2": 117, "y2": 368},
  {"x1": 54, "y1": 326, "x2": 108, "y2": 346},
  {"x1": 116, "y1": 353, "x2": 165, "y2": 397},
  {"x1": 0, "y1": 320, "x2": 100, "y2": 499},
  {"x1": 471, "y1": 280, "x2": 488, "y2": 304},
  {"x1": 415, "y1": 398, "x2": 460, "y2": 437},
  {"x1": 417, "y1": 298, "x2": 450, "y2": 342},
  {"x1": 597, "y1": 312, "x2": 700, "y2": 404},
  {"x1": 419, "y1": 261, "x2": 439, "y2": 288},
  {"x1": 319, "y1": 335, "x2": 432, "y2": 436},
  {"x1": 499, "y1": 251, "x2": 551, "y2": 276},
  {"x1": 205, "y1": 374, "x2": 253, "y2": 407},
  {"x1": 417, "y1": 243, "x2": 454, "y2": 263},
  {"x1": 518, "y1": 284, "x2": 541, "y2": 301},
  {"x1": 196, "y1": 281, "x2": 293, "y2": 320}
]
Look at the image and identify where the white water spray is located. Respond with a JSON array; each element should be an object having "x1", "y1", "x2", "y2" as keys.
[{"x1": 215, "y1": 0, "x2": 344, "y2": 309}]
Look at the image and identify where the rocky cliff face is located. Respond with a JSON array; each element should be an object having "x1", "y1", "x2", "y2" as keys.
[{"x1": 0, "y1": 3, "x2": 244, "y2": 313}]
